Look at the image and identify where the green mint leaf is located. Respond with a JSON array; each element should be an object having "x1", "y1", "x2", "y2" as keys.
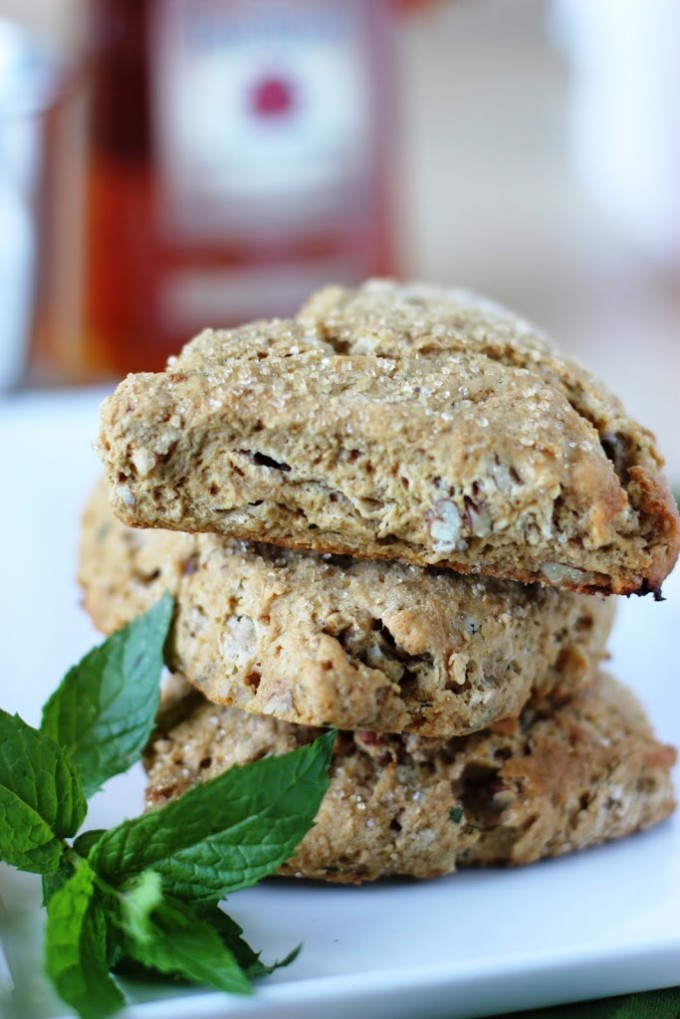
[
  {"x1": 44, "y1": 860, "x2": 125, "y2": 1019},
  {"x1": 0, "y1": 709, "x2": 87, "y2": 874},
  {"x1": 120, "y1": 890, "x2": 251, "y2": 996},
  {"x1": 41, "y1": 593, "x2": 174, "y2": 797},
  {"x1": 208, "y1": 906, "x2": 299, "y2": 978},
  {"x1": 74, "y1": 829, "x2": 108, "y2": 857},
  {"x1": 42, "y1": 857, "x2": 75, "y2": 906},
  {"x1": 91, "y1": 731, "x2": 335, "y2": 907},
  {"x1": 248, "y1": 943, "x2": 301, "y2": 979},
  {"x1": 119, "y1": 869, "x2": 164, "y2": 945},
  {"x1": 112, "y1": 901, "x2": 296, "y2": 983},
  {"x1": 42, "y1": 831, "x2": 108, "y2": 906},
  {"x1": 208, "y1": 907, "x2": 265, "y2": 975}
]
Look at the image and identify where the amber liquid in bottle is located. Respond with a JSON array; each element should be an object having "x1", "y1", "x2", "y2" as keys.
[{"x1": 81, "y1": 0, "x2": 395, "y2": 378}]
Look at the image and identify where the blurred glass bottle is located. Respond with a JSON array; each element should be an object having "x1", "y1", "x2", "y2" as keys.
[{"x1": 69, "y1": 0, "x2": 396, "y2": 378}]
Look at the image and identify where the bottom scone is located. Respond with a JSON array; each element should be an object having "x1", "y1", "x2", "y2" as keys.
[{"x1": 144, "y1": 674, "x2": 676, "y2": 885}]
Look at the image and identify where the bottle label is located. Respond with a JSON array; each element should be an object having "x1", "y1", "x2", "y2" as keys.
[{"x1": 149, "y1": 0, "x2": 375, "y2": 239}]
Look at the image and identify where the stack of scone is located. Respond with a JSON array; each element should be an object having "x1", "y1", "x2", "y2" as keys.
[{"x1": 82, "y1": 280, "x2": 679, "y2": 884}]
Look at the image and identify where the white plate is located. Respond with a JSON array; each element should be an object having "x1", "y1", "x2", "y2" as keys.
[{"x1": 1, "y1": 390, "x2": 678, "y2": 1019}]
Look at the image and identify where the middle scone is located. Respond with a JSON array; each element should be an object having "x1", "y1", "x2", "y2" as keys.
[{"x1": 82, "y1": 480, "x2": 614, "y2": 737}]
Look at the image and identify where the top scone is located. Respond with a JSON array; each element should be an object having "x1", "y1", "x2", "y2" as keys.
[{"x1": 98, "y1": 279, "x2": 680, "y2": 595}]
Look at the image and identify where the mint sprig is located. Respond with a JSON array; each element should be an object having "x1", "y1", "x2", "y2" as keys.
[
  {"x1": 44, "y1": 860, "x2": 125, "y2": 1019},
  {"x1": 118, "y1": 873, "x2": 252, "y2": 996},
  {"x1": 91, "y1": 731, "x2": 335, "y2": 907},
  {"x1": 0, "y1": 710, "x2": 87, "y2": 873},
  {"x1": 41, "y1": 591, "x2": 173, "y2": 797},
  {"x1": 0, "y1": 595, "x2": 335, "y2": 1018}
]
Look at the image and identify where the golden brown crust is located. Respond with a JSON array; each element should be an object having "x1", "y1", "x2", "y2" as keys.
[
  {"x1": 143, "y1": 673, "x2": 677, "y2": 884},
  {"x1": 97, "y1": 281, "x2": 679, "y2": 595},
  {"x1": 81, "y1": 479, "x2": 614, "y2": 736}
]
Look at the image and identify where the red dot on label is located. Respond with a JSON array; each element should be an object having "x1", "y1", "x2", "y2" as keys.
[{"x1": 250, "y1": 77, "x2": 295, "y2": 117}]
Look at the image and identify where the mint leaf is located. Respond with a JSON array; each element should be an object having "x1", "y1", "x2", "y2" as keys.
[
  {"x1": 42, "y1": 857, "x2": 74, "y2": 906},
  {"x1": 91, "y1": 731, "x2": 335, "y2": 907},
  {"x1": 113, "y1": 902, "x2": 296, "y2": 983},
  {"x1": 0, "y1": 709, "x2": 87, "y2": 873},
  {"x1": 204, "y1": 905, "x2": 299, "y2": 978},
  {"x1": 41, "y1": 593, "x2": 174, "y2": 796},
  {"x1": 74, "y1": 829, "x2": 108, "y2": 856},
  {"x1": 119, "y1": 869, "x2": 164, "y2": 945},
  {"x1": 208, "y1": 906, "x2": 273, "y2": 976},
  {"x1": 44, "y1": 860, "x2": 124, "y2": 1019},
  {"x1": 120, "y1": 887, "x2": 251, "y2": 995},
  {"x1": 42, "y1": 831, "x2": 108, "y2": 905}
]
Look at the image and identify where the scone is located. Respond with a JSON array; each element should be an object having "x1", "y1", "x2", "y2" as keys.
[
  {"x1": 144, "y1": 673, "x2": 677, "y2": 884},
  {"x1": 81, "y1": 480, "x2": 614, "y2": 736},
  {"x1": 97, "y1": 281, "x2": 679, "y2": 595}
]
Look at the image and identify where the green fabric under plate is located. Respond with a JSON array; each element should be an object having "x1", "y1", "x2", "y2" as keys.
[{"x1": 493, "y1": 986, "x2": 680, "y2": 1019}]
